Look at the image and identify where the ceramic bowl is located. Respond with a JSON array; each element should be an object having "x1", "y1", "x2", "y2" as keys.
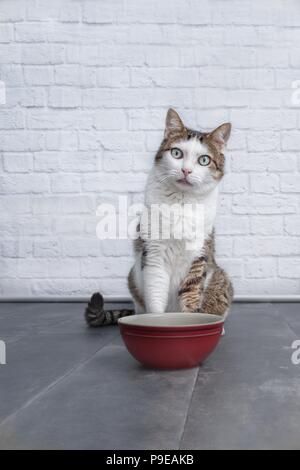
[{"x1": 118, "y1": 312, "x2": 224, "y2": 369}]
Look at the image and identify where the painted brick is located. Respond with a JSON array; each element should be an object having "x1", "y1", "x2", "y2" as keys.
[
  {"x1": 54, "y1": 65, "x2": 96, "y2": 87},
  {"x1": 1, "y1": 239, "x2": 33, "y2": 258},
  {"x1": 221, "y1": 173, "x2": 248, "y2": 193},
  {"x1": 0, "y1": 24, "x2": 13, "y2": 43},
  {"x1": 3, "y1": 153, "x2": 33, "y2": 172},
  {"x1": 48, "y1": 87, "x2": 82, "y2": 108},
  {"x1": 250, "y1": 174, "x2": 280, "y2": 194},
  {"x1": 0, "y1": 110, "x2": 25, "y2": 129},
  {"x1": 32, "y1": 195, "x2": 95, "y2": 215},
  {"x1": 34, "y1": 239, "x2": 61, "y2": 258},
  {"x1": 20, "y1": 44, "x2": 65, "y2": 65},
  {"x1": 51, "y1": 174, "x2": 81, "y2": 193},
  {"x1": 0, "y1": 0, "x2": 299, "y2": 297},
  {"x1": 45, "y1": 131, "x2": 78, "y2": 151},
  {"x1": 233, "y1": 237, "x2": 300, "y2": 257},
  {"x1": 278, "y1": 258, "x2": 300, "y2": 278},
  {"x1": 280, "y1": 174, "x2": 300, "y2": 193},
  {"x1": 82, "y1": 173, "x2": 147, "y2": 193},
  {"x1": 103, "y1": 152, "x2": 133, "y2": 172},
  {"x1": 251, "y1": 216, "x2": 283, "y2": 235},
  {"x1": 284, "y1": 216, "x2": 300, "y2": 235},
  {"x1": 0, "y1": 64, "x2": 23, "y2": 86},
  {"x1": 24, "y1": 66, "x2": 54, "y2": 85},
  {"x1": 15, "y1": 23, "x2": 47, "y2": 43},
  {"x1": 62, "y1": 238, "x2": 102, "y2": 257},
  {"x1": 0, "y1": 0, "x2": 26, "y2": 22},
  {"x1": 282, "y1": 132, "x2": 300, "y2": 151},
  {"x1": 27, "y1": 109, "x2": 93, "y2": 130},
  {"x1": 0, "y1": 131, "x2": 44, "y2": 151},
  {"x1": 0, "y1": 195, "x2": 31, "y2": 214},
  {"x1": 245, "y1": 258, "x2": 277, "y2": 278},
  {"x1": 0, "y1": 174, "x2": 50, "y2": 194},
  {"x1": 80, "y1": 257, "x2": 132, "y2": 278}
]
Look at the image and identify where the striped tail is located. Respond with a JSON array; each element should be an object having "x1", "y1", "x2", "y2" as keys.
[{"x1": 85, "y1": 292, "x2": 133, "y2": 327}]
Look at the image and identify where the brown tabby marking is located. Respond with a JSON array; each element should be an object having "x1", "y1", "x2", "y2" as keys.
[
  {"x1": 178, "y1": 256, "x2": 207, "y2": 312},
  {"x1": 178, "y1": 232, "x2": 233, "y2": 316},
  {"x1": 133, "y1": 223, "x2": 147, "y2": 269},
  {"x1": 201, "y1": 268, "x2": 233, "y2": 316},
  {"x1": 202, "y1": 137, "x2": 225, "y2": 181},
  {"x1": 155, "y1": 129, "x2": 187, "y2": 162}
]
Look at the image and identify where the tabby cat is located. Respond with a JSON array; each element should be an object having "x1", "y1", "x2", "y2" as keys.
[{"x1": 85, "y1": 109, "x2": 233, "y2": 326}]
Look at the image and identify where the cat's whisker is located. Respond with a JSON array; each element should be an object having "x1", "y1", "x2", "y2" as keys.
[{"x1": 158, "y1": 175, "x2": 172, "y2": 184}]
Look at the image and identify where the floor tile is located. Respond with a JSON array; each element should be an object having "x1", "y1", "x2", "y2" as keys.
[
  {"x1": 0, "y1": 336, "x2": 198, "y2": 450},
  {"x1": 0, "y1": 327, "x2": 117, "y2": 424},
  {"x1": 180, "y1": 310, "x2": 300, "y2": 450}
]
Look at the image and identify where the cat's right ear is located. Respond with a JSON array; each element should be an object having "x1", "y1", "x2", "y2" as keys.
[{"x1": 165, "y1": 108, "x2": 185, "y2": 138}]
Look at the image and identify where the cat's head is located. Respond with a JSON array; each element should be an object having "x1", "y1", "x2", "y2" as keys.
[{"x1": 155, "y1": 109, "x2": 231, "y2": 195}]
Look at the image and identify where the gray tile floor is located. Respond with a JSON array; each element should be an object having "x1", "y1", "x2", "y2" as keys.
[{"x1": 0, "y1": 302, "x2": 299, "y2": 450}]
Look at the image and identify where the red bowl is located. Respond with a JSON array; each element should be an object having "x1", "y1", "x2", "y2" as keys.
[{"x1": 118, "y1": 313, "x2": 224, "y2": 370}]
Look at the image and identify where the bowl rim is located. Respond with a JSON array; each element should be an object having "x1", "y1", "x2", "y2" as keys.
[{"x1": 118, "y1": 312, "x2": 224, "y2": 328}]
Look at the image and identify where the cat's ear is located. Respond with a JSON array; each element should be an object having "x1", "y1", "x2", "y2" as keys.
[
  {"x1": 165, "y1": 108, "x2": 185, "y2": 138},
  {"x1": 209, "y1": 123, "x2": 231, "y2": 151}
]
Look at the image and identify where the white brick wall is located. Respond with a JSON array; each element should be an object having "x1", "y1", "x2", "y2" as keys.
[{"x1": 0, "y1": 0, "x2": 300, "y2": 298}]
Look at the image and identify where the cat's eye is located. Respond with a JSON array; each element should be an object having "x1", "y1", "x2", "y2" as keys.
[
  {"x1": 198, "y1": 155, "x2": 211, "y2": 166},
  {"x1": 171, "y1": 147, "x2": 183, "y2": 159}
]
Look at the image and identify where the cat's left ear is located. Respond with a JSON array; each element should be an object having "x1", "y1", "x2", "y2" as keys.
[{"x1": 209, "y1": 123, "x2": 231, "y2": 151}]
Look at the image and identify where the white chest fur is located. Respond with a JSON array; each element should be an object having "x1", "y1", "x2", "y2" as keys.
[
  {"x1": 144, "y1": 168, "x2": 218, "y2": 245},
  {"x1": 137, "y1": 169, "x2": 219, "y2": 312}
]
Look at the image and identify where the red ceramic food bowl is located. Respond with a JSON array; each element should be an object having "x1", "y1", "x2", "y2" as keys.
[{"x1": 118, "y1": 312, "x2": 224, "y2": 370}]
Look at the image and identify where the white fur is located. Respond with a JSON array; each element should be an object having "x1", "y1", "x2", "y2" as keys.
[{"x1": 132, "y1": 137, "x2": 220, "y2": 314}]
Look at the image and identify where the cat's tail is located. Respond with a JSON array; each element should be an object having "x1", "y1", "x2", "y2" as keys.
[{"x1": 85, "y1": 292, "x2": 134, "y2": 327}]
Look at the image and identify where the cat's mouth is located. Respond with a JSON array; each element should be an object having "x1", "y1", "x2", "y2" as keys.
[{"x1": 176, "y1": 178, "x2": 193, "y2": 186}]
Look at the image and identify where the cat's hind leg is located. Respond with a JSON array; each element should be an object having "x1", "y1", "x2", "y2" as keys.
[
  {"x1": 178, "y1": 256, "x2": 207, "y2": 313},
  {"x1": 200, "y1": 267, "x2": 233, "y2": 317},
  {"x1": 200, "y1": 267, "x2": 233, "y2": 335}
]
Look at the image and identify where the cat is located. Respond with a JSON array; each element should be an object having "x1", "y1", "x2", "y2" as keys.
[{"x1": 85, "y1": 109, "x2": 233, "y2": 326}]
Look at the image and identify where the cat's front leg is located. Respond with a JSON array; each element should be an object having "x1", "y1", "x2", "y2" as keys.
[
  {"x1": 143, "y1": 262, "x2": 169, "y2": 314},
  {"x1": 178, "y1": 256, "x2": 207, "y2": 312}
]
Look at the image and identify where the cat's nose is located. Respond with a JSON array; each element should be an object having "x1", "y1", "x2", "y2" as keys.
[{"x1": 181, "y1": 168, "x2": 192, "y2": 177}]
